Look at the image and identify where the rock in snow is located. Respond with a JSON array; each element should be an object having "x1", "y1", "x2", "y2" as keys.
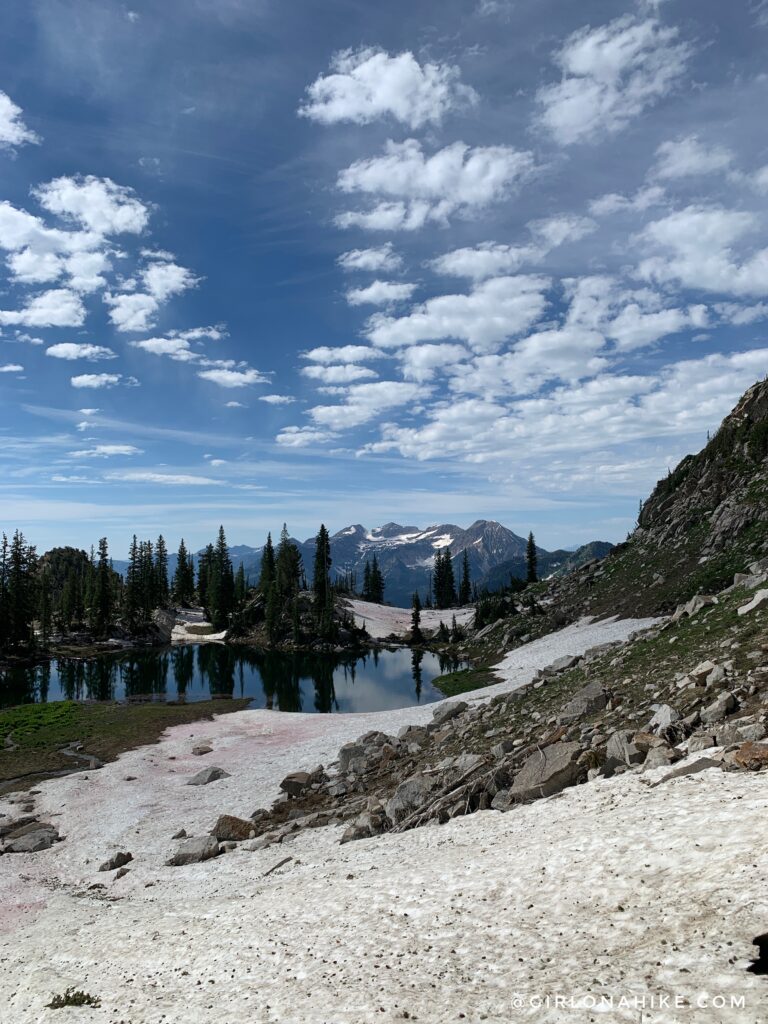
[{"x1": 186, "y1": 767, "x2": 231, "y2": 786}]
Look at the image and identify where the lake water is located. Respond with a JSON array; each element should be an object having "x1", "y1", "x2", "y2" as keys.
[{"x1": 0, "y1": 645, "x2": 465, "y2": 714}]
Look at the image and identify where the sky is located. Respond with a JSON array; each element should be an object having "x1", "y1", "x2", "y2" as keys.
[{"x1": 1, "y1": 0, "x2": 767, "y2": 557}]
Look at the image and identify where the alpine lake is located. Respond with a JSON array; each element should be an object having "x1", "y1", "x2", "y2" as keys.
[{"x1": 0, "y1": 644, "x2": 466, "y2": 714}]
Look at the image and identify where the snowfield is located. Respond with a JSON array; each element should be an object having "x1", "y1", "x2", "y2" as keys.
[
  {"x1": 347, "y1": 598, "x2": 475, "y2": 639},
  {"x1": 1, "y1": 615, "x2": 765, "y2": 1023}
]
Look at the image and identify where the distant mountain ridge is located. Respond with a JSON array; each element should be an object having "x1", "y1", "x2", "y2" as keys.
[{"x1": 147, "y1": 520, "x2": 612, "y2": 607}]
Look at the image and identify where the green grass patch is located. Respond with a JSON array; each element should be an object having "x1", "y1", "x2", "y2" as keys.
[
  {"x1": 0, "y1": 698, "x2": 250, "y2": 793},
  {"x1": 432, "y1": 666, "x2": 496, "y2": 697}
]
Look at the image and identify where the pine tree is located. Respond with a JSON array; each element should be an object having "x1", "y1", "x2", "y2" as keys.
[
  {"x1": 154, "y1": 535, "x2": 169, "y2": 606},
  {"x1": 172, "y1": 539, "x2": 195, "y2": 605},
  {"x1": 369, "y1": 553, "x2": 385, "y2": 603},
  {"x1": 312, "y1": 524, "x2": 332, "y2": 630},
  {"x1": 94, "y1": 537, "x2": 112, "y2": 636},
  {"x1": 259, "y1": 533, "x2": 276, "y2": 591},
  {"x1": 234, "y1": 563, "x2": 247, "y2": 606},
  {"x1": 38, "y1": 564, "x2": 52, "y2": 644},
  {"x1": 526, "y1": 531, "x2": 538, "y2": 584},
  {"x1": 458, "y1": 548, "x2": 471, "y2": 605},
  {"x1": 362, "y1": 559, "x2": 372, "y2": 601},
  {"x1": 275, "y1": 523, "x2": 302, "y2": 601},
  {"x1": 198, "y1": 543, "x2": 214, "y2": 609},
  {"x1": 410, "y1": 591, "x2": 423, "y2": 643}
]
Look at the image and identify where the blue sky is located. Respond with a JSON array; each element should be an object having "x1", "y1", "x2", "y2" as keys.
[{"x1": 1, "y1": 0, "x2": 767, "y2": 556}]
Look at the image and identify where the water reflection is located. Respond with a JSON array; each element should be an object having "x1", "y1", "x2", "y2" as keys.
[{"x1": 0, "y1": 645, "x2": 466, "y2": 714}]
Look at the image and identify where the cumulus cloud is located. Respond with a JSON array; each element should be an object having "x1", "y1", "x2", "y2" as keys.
[
  {"x1": 46, "y1": 343, "x2": 117, "y2": 360},
  {"x1": 636, "y1": 205, "x2": 768, "y2": 296},
  {"x1": 0, "y1": 288, "x2": 86, "y2": 328},
  {"x1": 70, "y1": 373, "x2": 137, "y2": 389},
  {"x1": 259, "y1": 394, "x2": 295, "y2": 405},
  {"x1": 303, "y1": 344, "x2": 382, "y2": 364},
  {"x1": 309, "y1": 380, "x2": 427, "y2": 430},
  {"x1": 302, "y1": 364, "x2": 378, "y2": 384},
  {"x1": 0, "y1": 363, "x2": 24, "y2": 373},
  {"x1": 337, "y1": 244, "x2": 402, "y2": 273},
  {"x1": 652, "y1": 135, "x2": 733, "y2": 179},
  {"x1": 535, "y1": 16, "x2": 692, "y2": 145},
  {"x1": 336, "y1": 139, "x2": 535, "y2": 231},
  {"x1": 0, "y1": 91, "x2": 40, "y2": 150},
  {"x1": 276, "y1": 425, "x2": 337, "y2": 447},
  {"x1": 299, "y1": 48, "x2": 477, "y2": 128},
  {"x1": 197, "y1": 367, "x2": 268, "y2": 387},
  {"x1": 366, "y1": 275, "x2": 550, "y2": 352},
  {"x1": 130, "y1": 336, "x2": 198, "y2": 361},
  {"x1": 67, "y1": 444, "x2": 142, "y2": 458},
  {"x1": 104, "y1": 291, "x2": 159, "y2": 332},
  {"x1": 345, "y1": 280, "x2": 416, "y2": 306},
  {"x1": 141, "y1": 259, "x2": 199, "y2": 300},
  {"x1": 398, "y1": 343, "x2": 469, "y2": 382},
  {"x1": 33, "y1": 175, "x2": 150, "y2": 235}
]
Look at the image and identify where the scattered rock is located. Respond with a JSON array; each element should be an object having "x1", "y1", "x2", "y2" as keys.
[
  {"x1": 737, "y1": 589, "x2": 768, "y2": 616},
  {"x1": 114, "y1": 866, "x2": 130, "y2": 880},
  {"x1": 171, "y1": 828, "x2": 187, "y2": 840},
  {"x1": 653, "y1": 758, "x2": 722, "y2": 786},
  {"x1": 279, "y1": 771, "x2": 312, "y2": 798},
  {"x1": 385, "y1": 773, "x2": 437, "y2": 825},
  {"x1": 430, "y1": 701, "x2": 468, "y2": 727},
  {"x1": 604, "y1": 730, "x2": 644, "y2": 774},
  {"x1": 559, "y1": 680, "x2": 607, "y2": 723},
  {"x1": 733, "y1": 741, "x2": 768, "y2": 771},
  {"x1": 648, "y1": 704, "x2": 680, "y2": 732},
  {"x1": 671, "y1": 594, "x2": 717, "y2": 622},
  {"x1": 99, "y1": 851, "x2": 132, "y2": 872},
  {"x1": 687, "y1": 734, "x2": 716, "y2": 753},
  {"x1": 166, "y1": 836, "x2": 220, "y2": 866},
  {"x1": 186, "y1": 766, "x2": 231, "y2": 786},
  {"x1": 701, "y1": 692, "x2": 738, "y2": 725},
  {"x1": 3, "y1": 827, "x2": 60, "y2": 853},
  {"x1": 211, "y1": 815, "x2": 255, "y2": 841},
  {"x1": 192, "y1": 743, "x2": 213, "y2": 756},
  {"x1": 510, "y1": 741, "x2": 583, "y2": 801}
]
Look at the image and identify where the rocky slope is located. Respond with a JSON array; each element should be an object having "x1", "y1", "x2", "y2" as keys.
[{"x1": 548, "y1": 378, "x2": 768, "y2": 619}]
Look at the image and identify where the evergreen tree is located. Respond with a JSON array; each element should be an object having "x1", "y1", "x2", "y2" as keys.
[
  {"x1": 234, "y1": 563, "x2": 247, "y2": 606},
  {"x1": 154, "y1": 535, "x2": 169, "y2": 606},
  {"x1": 526, "y1": 531, "x2": 538, "y2": 584},
  {"x1": 38, "y1": 564, "x2": 52, "y2": 644},
  {"x1": 433, "y1": 549, "x2": 457, "y2": 609},
  {"x1": 172, "y1": 539, "x2": 195, "y2": 605},
  {"x1": 368, "y1": 553, "x2": 385, "y2": 603},
  {"x1": 275, "y1": 523, "x2": 302, "y2": 601},
  {"x1": 94, "y1": 537, "x2": 113, "y2": 636},
  {"x1": 197, "y1": 543, "x2": 214, "y2": 609},
  {"x1": 312, "y1": 524, "x2": 332, "y2": 630},
  {"x1": 458, "y1": 548, "x2": 471, "y2": 606},
  {"x1": 259, "y1": 532, "x2": 276, "y2": 591},
  {"x1": 362, "y1": 559, "x2": 372, "y2": 601},
  {"x1": 410, "y1": 591, "x2": 423, "y2": 643},
  {"x1": 207, "y1": 525, "x2": 235, "y2": 629}
]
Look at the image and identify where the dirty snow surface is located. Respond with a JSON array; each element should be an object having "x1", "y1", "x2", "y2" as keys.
[
  {"x1": 348, "y1": 598, "x2": 475, "y2": 638},
  {"x1": 1, "y1": 616, "x2": 766, "y2": 1023}
]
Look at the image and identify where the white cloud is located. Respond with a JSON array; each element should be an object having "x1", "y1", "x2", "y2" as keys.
[
  {"x1": 714, "y1": 301, "x2": 768, "y2": 325},
  {"x1": 606, "y1": 302, "x2": 708, "y2": 351},
  {"x1": 299, "y1": 48, "x2": 477, "y2": 128},
  {"x1": 225, "y1": 400, "x2": 245, "y2": 407},
  {"x1": 104, "y1": 471, "x2": 217, "y2": 485},
  {"x1": 0, "y1": 91, "x2": 40, "y2": 150},
  {"x1": 197, "y1": 367, "x2": 268, "y2": 387},
  {"x1": 6, "y1": 248, "x2": 62, "y2": 285},
  {"x1": 636, "y1": 205, "x2": 768, "y2": 296},
  {"x1": 68, "y1": 444, "x2": 142, "y2": 458},
  {"x1": 346, "y1": 280, "x2": 416, "y2": 306},
  {"x1": 535, "y1": 16, "x2": 692, "y2": 145},
  {"x1": 337, "y1": 244, "x2": 402, "y2": 273},
  {"x1": 366, "y1": 275, "x2": 549, "y2": 353},
  {"x1": 258, "y1": 395, "x2": 295, "y2": 405},
  {"x1": 65, "y1": 250, "x2": 112, "y2": 292},
  {"x1": 652, "y1": 135, "x2": 733, "y2": 179},
  {"x1": 303, "y1": 344, "x2": 382, "y2": 364},
  {"x1": 398, "y1": 343, "x2": 470, "y2": 382},
  {"x1": 276, "y1": 426, "x2": 337, "y2": 447},
  {"x1": 33, "y1": 175, "x2": 150, "y2": 235},
  {"x1": 431, "y1": 215, "x2": 596, "y2": 282},
  {"x1": 750, "y1": 165, "x2": 768, "y2": 194},
  {"x1": 104, "y1": 291, "x2": 158, "y2": 332},
  {"x1": 78, "y1": 408, "x2": 100, "y2": 415},
  {"x1": 0, "y1": 363, "x2": 24, "y2": 373},
  {"x1": 302, "y1": 363, "x2": 378, "y2": 384},
  {"x1": 0, "y1": 288, "x2": 86, "y2": 327},
  {"x1": 46, "y1": 343, "x2": 117, "y2": 360},
  {"x1": 130, "y1": 336, "x2": 198, "y2": 361},
  {"x1": 336, "y1": 139, "x2": 535, "y2": 231},
  {"x1": 141, "y1": 260, "x2": 198, "y2": 300},
  {"x1": 70, "y1": 373, "x2": 126, "y2": 389},
  {"x1": 309, "y1": 380, "x2": 428, "y2": 430},
  {"x1": 589, "y1": 184, "x2": 666, "y2": 216}
]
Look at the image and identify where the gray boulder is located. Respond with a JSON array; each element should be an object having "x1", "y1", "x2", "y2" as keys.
[
  {"x1": 605, "y1": 730, "x2": 645, "y2": 774},
  {"x1": 559, "y1": 680, "x2": 607, "y2": 723},
  {"x1": 643, "y1": 745, "x2": 679, "y2": 771},
  {"x1": 737, "y1": 589, "x2": 768, "y2": 616},
  {"x1": 548, "y1": 654, "x2": 581, "y2": 674},
  {"x1": 337, "y1": 743, "x2": 366, "y2": 773},
  {"x1": 701, "y1": 692, "x2": 738, "y2": 725},
  {"x1": 430, "y1": 701, "x2": 468, "y2": 727},
  {"x1": 3, "y1": 826, "x2": 59, "y2": 853},
  {"x1": 510, "y1": 741, "x2": 583, "y2": 801},
  {"x1": 688, "y1": 734, "x2": 716, "y2": 753},
  {"x1": 385, "y1": 773, "x2": 437, "y2": 825},
  {"x1": 166, "y1": 836, "x2": 220, "y2": 866},
  {"x1": 99, "y1": 850, "x2": 132, "y2": 872},
  {"x1": 279, "y1": 771, "x2": 311, "y2": 797},
  {"x1": 211, "y1": 815, "x2": 255, "y2": 841},
  {"x1": 186, "y1": 766, "x2": 231, "y2": 786},
  {"x1": 648, "y1": 704, "x2": 680, "y2": 732}
]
